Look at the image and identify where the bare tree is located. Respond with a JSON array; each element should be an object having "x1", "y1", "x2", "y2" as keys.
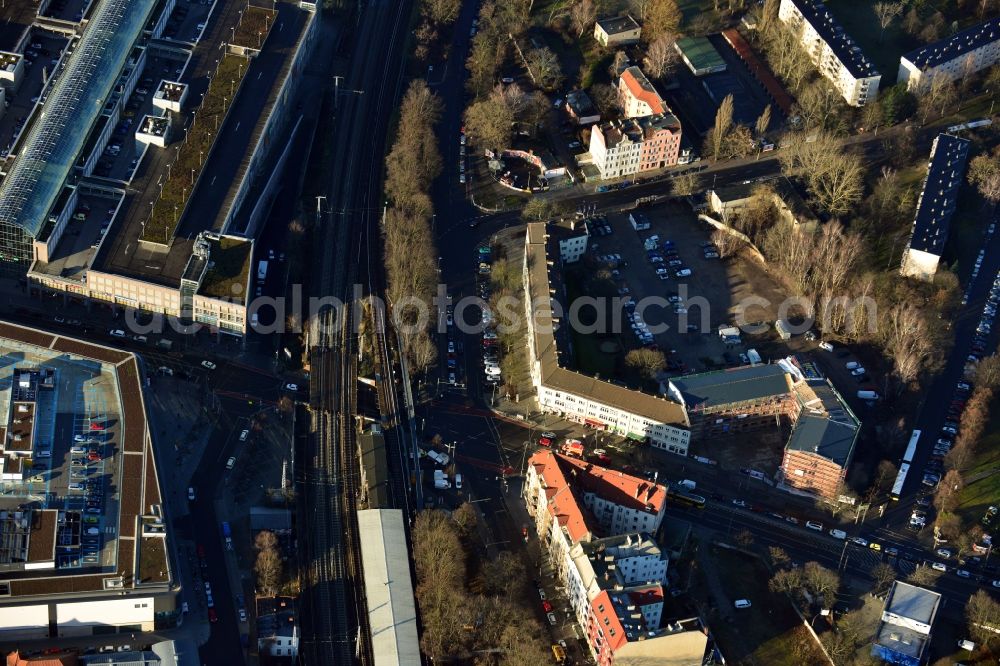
[
  {"x1": 525, "y1": 47, "x2": 564, "y2": 90},
  {"x1": 902, "y1": 6, "x2": 921, "y2": 36},
  {"x1": 706, "y1": 94, "x2": 734, "y2": 161},
  {"x1": 878, "y1": 302, "x2": 939, "y2": 386},
  {"x1": 255, "y1": 530, "x2": 278, "y2": 552},
  {"x1": 967, "y1": 590, "x2": 1000, "y2": 647},
  {"x1": 645, "y1": 0, "x2": 682, "y2": 40},
  {"x1": 255, "y1": 548, "x2": 282, "y2": 595},
  {"x1": 589, "y1": 82, "x2": 620, "y2": 116},
  {"x1": 754, "y1": 104, "x2": 772, "y2": 138},
  {"x1": 907, "y1": 564, "x2": 941, "y2": 586},
  {"x1": 569, "y1": 0, "x2": 597, "y2": 38},
  {"x1": 802, "y1": 561, "x2": 840, "y2": 599},
  {"x1": 780, "y1": 132, "x2": 865, "y2": 216},
  {"x1": 625, "y1": 348, "x2": 666, "y2": 379},
  {"x1": 968, "y1": 147, "x2": 1000, "y2": 209},
  {"x1": 421, "y1": 0, "x2": 461, "y2": 25},
  {"x1": 464, "y1": 92, "x2": 515, "y2": 151},
  {"x1": 873, "y1": 2, "x2": 903, "y2": 42},
  {"x1": 644, "y1": 33, "x2": 679, "y2": 79},
  {"x1": 609, "y1": 50, "x2": 630, "y2": 78},
  {"x1": 768, "y1": 568, "x2": 802, "y2": 596},
  {"x1": 671, "y1": 172, "x2": 701, "y2": 196},
  {"x1": 711, "y1": 228, "x2": 747, "y2": 259},
  {"x1": 629, "y1": 0, "x2": 654, "y2": 21},
  {"x1": 870, "y1": 562, "x2": 896, "y2": 592},
  {"x1": 768, "y1": 546, "x2": 790, "y2": 569}
]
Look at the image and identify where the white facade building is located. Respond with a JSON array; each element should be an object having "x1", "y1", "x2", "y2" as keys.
[
  {"x1": 523, "y1": 223, "x2": 691, "y2": 454},
  {"x1": 588, "y1": 121, "x2": 642, "y2": 179},
  {"x1": 778, "y1": 0, "x2": 880, "y2": 106},
  {"x1": 899, "y1": 18, "x2": 1000, "y2": 91}
]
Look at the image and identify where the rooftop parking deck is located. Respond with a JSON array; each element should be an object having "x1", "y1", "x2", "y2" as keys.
[{"x1": 0, "y1": 321, "x2": 166, "y2": 599}]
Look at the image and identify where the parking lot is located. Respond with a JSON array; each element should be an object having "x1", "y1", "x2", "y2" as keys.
[
  {"x1": 579, "y1": 202, "x2": 790, "y2": 375},
  {"x1": 0, "y1": 355, "x2": 122, "y2": 570},
  {"x1": 162, "y1": 0, "x2": 215, "y2": 43}
]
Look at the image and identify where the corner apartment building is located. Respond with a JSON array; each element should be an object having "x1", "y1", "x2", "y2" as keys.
[
  {"x1": 778, "y1": 0, "x2": 880, "y2": 106},
  {"x1": 899, "y1": 18, "x2": 1000, "y2": 91},
  {"x1": 589, "y1": 591, "x2": 708, "y2": 666},
  {"x1": 588, "y1": 114, "x2": 682, "y2": 180},
  {"x1": 567, "y1": 533, "x2": 668, "y2": 631},
  {"x1": 900, "y1": 134, "x2": 970, "y2": 282},
  {"x1": 523, "y1": 451, "x2": 708, "y2": 666},
  {"x1": 872, "y1": 581, "x2": 941, "y2": 665},
  {"x1": 617, "y1": 66, "x2": 666, "y2": 118},
  {"x1": 523, "y1": 223, "x2": 691, "y2": 453}
]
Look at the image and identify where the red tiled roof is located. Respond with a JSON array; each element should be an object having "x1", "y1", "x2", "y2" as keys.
[
  {"x1": 529, "y1": 451, "x2": 667, "y2": 541},
  {"x1": 531, "y1": 450, "x2": 594, "y2": 542},
  {"x1": 620, "y1": 67, "x2": 666, "y2": 115},
  {"x1": 6, "y1": 652, "x2": 78, "y2": 666},
  {"x1": 556, "y1": 454, "x2": 667, "y2": 514},
  {"x1": 591, "y1": 590, "x2": 628, "y2": 654}
]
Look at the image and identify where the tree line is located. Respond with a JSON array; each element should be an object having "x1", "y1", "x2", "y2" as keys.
[
  {"x1": 383, "y1": 80, "x2": 444, "y2": 373},
  {"x1": 412, "y1": 508, "x2": 551, "y2": 664}
]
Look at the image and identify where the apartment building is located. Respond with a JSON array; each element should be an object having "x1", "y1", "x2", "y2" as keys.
[
  {"x1": 617, "y1": 66, "x2": 666, "y2": 118},
  {"x1": 899, "y1": 18, "x2": 1000, "y2": 91},
  {"x1": 594, "y1": 16, "x2": 641, "y2": 47},
  {"x1": 872, "y1": 581, "x2": 941, "y2": 665},
  {"x1": 900, "y1": 134, "x2": 970, "y2": 281},
  {"x1": 589, "y1": 591, "x2": 708, "y2": 666},
  {"x1": 523, "y1": 224, "x2": 691, "y2": 453},
  {"x1": 588, "y1": 114, "x2": 682, "y2": 180},
  {"x1": 567, "y1": 533, "x2": 668, "y2": 630},
  {"x1": 778, "y1": 0, "x2": 880, "y2": 106}
]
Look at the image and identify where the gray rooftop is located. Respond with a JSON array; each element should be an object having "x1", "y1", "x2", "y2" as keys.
[
  {"x1": 669, "y1": 365, "x2": 791, "y2": 410},
  {"x1": 903, "y1": 17, "x2": 1000, "y2": 71},
  {"x1": 596, "y1": 15, "x2": 640, "y2": 36},
  {"x1": 786, "y1": 0, "x2": 878, "y2": 79},
  {"x1": 786, "y1": 413, "x2": 858, "y2": 466},
  {"x1": 908, "y1": 134, "x2": 970, "y2": 256},
  {"x1": 357, "y1": 510, "x2": 421, "y2": 666},
  {"x1": 885, "y1": 580, "x2": 941, "y2": 625}
]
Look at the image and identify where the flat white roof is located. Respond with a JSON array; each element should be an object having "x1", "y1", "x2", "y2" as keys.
[{"x1": 356, "y1": 509, "x2": 420, "y2": 666}]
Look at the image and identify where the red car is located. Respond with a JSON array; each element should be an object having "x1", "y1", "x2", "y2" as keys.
[
  {"x1": 538, "y1": 437, "x2": 552, "y2": 447},
  {"x1": 208, "y1": 608, "x2": 218, "y2": 623},
  {"x1": 542, "y1": 600, "x2": 553, "y2": 613}
]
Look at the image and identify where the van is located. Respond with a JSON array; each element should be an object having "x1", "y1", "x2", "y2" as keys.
[
  {"x1": 857, "y1": 390, "x2": 879, "y2": 401},
  {"x1": 829, "y1": 529, "x2": 847, "y2": 539},
  {"x1": 427, "y1": 450, "x2": 450, "y2": 466}
]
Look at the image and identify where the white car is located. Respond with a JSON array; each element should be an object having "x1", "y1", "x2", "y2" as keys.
[
  {"x1": 201, "y1": 360, "x2": 217, "y2": 370},
  {"x1": 932, "y1": 562, "x2": 947, "y2": 572},
  {"x1": 547, "y1": 612, "x2": 558, "y2": 625},
  {"x1": 845, "y1": 361, "x2": 860, "y2": 370},
  {"x1": 284, "y1": 383, "x2": 299, "y2": 392},
  {"x1": 818, "y1": 341, "x2": 834, "y2": 352},
  {"x1": 109, "y1": 329, "x2": 126, "y2": 338},
  {"x1": 734, "y1": 599, "x2": 751, "y2": 609},
  {"x1": 851, "y1": 537, "x2": 868, "y2": 547},
  {"x1": 850, "y1": 367, "x2": 866, "y2": 376},
  {"x1": 239, "y1": 429, "x2": 249, "y2": 442},
  {"x1": 956, "y1": 569, "x2": 971, "y2": 578},
  {"x1": 538, "y1": 588, "x2": 547, "y2": 600},
  {"x1": 805, "y1": 521, "x2": 823, "y2": 531},
  {"x1": 936, "y1": 548, "x2": 952, "y2": 558},
  {"x1": 447, "y1": 372, "x2": 456, "y2": 385},
  {"x1": 187, "y1": 487, "x2": 195, "y2": 501},
  {"x1": 226, "y1": 456, "x2": 236, "y2": 470}
]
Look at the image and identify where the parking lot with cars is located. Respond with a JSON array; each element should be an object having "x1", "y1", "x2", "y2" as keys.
[
  {"x1": 576, "y1": 204, "x2": 787, "y2": 373},
  {"x1": 162, "y1": 0, "x2": 215, "y2": 43}
]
